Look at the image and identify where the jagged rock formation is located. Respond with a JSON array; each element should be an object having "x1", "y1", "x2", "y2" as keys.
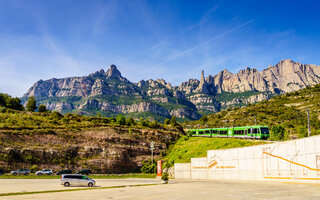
[{"x1": 23, "y1": 59, "x2": 320, "y2": 121}]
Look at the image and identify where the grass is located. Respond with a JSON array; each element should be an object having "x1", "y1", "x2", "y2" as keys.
[
  {"x1": 165, "y1": 136, "x2": 266, "y2": 166},
  {"x1": 0, "y1": 173, "x2": 157, "y2": 179},
  {"x1": 0, "y1": 183, "x2": 159, "y2": 197}
]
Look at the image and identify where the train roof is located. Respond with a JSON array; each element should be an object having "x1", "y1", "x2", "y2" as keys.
[{"x1": 187, "y1": 125, "x2": 269, "y2": 131}]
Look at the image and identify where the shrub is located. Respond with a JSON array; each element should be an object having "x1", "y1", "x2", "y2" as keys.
[
  {"x1": 38, "y1": 105, "x2": 47, "y2": 112},
  {"x1": 149, "y1": 120, "x2": 159, "y2": 128},
  {"x1": 52, "y1": 111, "x2": 63, "y2": 119},
  {"x1": 164, "y1": 118, "x2": 170, "y2": 125},
  {"x1": 298, "y1": 126, "x2": 307, "y2": 138},
  {"x1": 161, "y1": 172, "x2": 169, "y2": 181},
  {"x1": 116, "y1": 114, "x2": 126, "y2": 125},
  {"x1": 140, "y1": 160, "x2": 156, "y2": 174},
  {"x1": 109, "y1": 117, "x2": 116, "y2": 123},
  {"x1": 140, "y1": 118, "x2": 148, "y2": 126},
  {"x1": 170, "y1": 116, "x2": 177, "y2": 126},
  {"x1": 30, "y1": 164, "x2": 40, "y2": 173},
  {"x1": 200, "y1": 115, "x2": 208, "y2": 123},
  {"x1": 126, "y1": 118, "x2": 135, "y2": 126}
]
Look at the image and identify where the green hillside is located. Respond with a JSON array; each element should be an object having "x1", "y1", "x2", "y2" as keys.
[
  {"x1": 165, "y1": 137, "x2": 266, "y2": 166},
  {"x1": 0, "y1": 93, "x2": 184, "y2": 173},
  {"x1": 185, "y1": 84, "x2": 320, "y2": 140}
]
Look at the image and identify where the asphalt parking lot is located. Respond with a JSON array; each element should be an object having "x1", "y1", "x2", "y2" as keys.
[
  {"x1": 0, "y1": 179, "x2": 320, "y2": 200},
  {"x1": 0, "y1": 178, "x2": 159, "y2": 194}
]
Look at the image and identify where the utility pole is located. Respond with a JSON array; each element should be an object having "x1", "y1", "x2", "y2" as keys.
[
  {"x1": 150, "y1": 141, "x2": 155, "y2": 164},
  {"x1": 307, "y1": 109, "x2": 311, "y2": 137},
  {"x1": 254, "y1": 116, "x2": 257, "y2": 125}
]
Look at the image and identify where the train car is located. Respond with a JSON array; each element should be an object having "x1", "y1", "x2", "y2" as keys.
[{"x1": 187, "y1": 125, "x2": 269, "y2": 140}]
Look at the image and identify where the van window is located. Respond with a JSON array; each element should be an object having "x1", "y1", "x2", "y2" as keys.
[{"x1": 65, "y1": 175, "x2": 82, "y2": 179}]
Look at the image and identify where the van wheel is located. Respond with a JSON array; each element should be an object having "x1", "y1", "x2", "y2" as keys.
[
  {"x1": 64, "y1": 182, "x2": 70, "y2": 187},
  {"x1": 88, "y1": 182, "x2": 93, "y2": 187}
]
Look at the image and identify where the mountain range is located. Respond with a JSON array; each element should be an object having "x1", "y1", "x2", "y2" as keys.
[{"x1": 23, "y1": 59, "x2": 320, "y2": 121}]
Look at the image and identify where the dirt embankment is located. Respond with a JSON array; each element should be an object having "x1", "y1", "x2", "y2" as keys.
[{"x1": 0, "y1": 126, "x2": 180, "y2": 173}]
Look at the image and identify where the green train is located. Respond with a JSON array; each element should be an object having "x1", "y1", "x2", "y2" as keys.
[{"x1": 187, "y1": 125, "x2": 270, "y2": 140}]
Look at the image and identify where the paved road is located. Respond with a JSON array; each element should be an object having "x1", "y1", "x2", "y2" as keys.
[
  {"x1": 0, "y1": 178, "x2": 159, "y2": 194},
  {"x1": 1, "y1": 179, "x2": 320, "y2": 199}
]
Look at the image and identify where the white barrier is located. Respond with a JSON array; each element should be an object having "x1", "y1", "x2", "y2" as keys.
[{"x1": 175, "y1": 135, "x2": 320, "y2": 183}]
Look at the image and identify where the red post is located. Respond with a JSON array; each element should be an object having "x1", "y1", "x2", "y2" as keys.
[{"x1": 157, "y1": 160, "x2": 162, "y2": 176}]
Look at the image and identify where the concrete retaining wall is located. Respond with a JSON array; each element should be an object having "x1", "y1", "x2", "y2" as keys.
[{"x1": 175, "y1": 135, "x2": 320, "y2": 183}]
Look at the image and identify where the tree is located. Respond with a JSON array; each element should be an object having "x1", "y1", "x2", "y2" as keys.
[
  {"x1": 26, "y1": 96, "x2": 37, "y2": 112},
  {"x1": 116, "y1": 114, "x2": 126, "y2": 125},
  {"x1": 6, "y1": 97, "x2": 24, "y2": 110},
  {"x1": 38, "y1": 104, "x2": 47, "y2": 112},
  {"x1": 0, "y1": 93, "x2": 24, "y2": 110},
  {"x1": 164, "y1": 118, "x2": 170, "y2": 125},
  {"x1": 270, "y1": 125, "x2": 286, "y2": 141},
  {"x1": 0, "y1": 93, "x2": 5, "y2": 107},
  {"x1": 171, "y1": 116, "x2": 177, "y2": 126}
]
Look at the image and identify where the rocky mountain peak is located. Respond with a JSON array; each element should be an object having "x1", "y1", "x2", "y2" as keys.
[
  {"x1": 106, "y1": 64, "x2": 122, "y2": 79},
  {"x1": 23, "y1": 60, "x2": 320, "y2": 121},
  {"x1": 89, "y1": 69, "x2": 105, "y2": 78},
  {"x1": 200, "y1": 70, "x2": 205, "y2": 83}
]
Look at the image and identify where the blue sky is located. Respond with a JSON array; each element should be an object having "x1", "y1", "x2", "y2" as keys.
[{"x1": 1, "y1": 0, "x2": 320, "y2": 97}]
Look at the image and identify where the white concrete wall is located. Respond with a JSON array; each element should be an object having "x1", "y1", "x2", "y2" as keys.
[
  {"x1": 191, "y1": 157, "x2": 207, "y2": 179},
  {"x1": 174, "y1": 163, "x2": 191, "y2": 179},
  {"x1": 175, "y1": 135, "x2": 320, "y2": 183}
]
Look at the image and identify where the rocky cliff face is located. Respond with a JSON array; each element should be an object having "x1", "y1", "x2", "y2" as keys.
[
  {"x1": 213, "y1": 59, "x2": 320, "y2": 94},
  {"x1": 23, "y1": 60, "x2": 320, "y2": 121},
  {"x1": 0, "y1": 127, "x2": 179, "y2": 173}
]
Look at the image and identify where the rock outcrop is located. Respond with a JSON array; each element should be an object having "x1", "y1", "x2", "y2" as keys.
[
  {"x1": 0, "y1": 126, "x2": 180, "y2": 173},
  {"x1": 23, "y1": 60, "x2": 320, "y2": 120}
]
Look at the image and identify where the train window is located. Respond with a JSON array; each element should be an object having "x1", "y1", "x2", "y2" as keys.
[
  {"x1": 260, "y1": 128, "x2": 269, "y2": 134},
  {"x1": 219, "y1": 131, "x2": 227, "y2": 135},
  {"x1": 205, "y1": 130, "x2": 210, "y2": 134},
  {"x1": 199, "y1": 131, "x2": 204, "y2": 134},
  {"x1": 212, "y1": 130, "x2": 217, "y2": 134}
]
